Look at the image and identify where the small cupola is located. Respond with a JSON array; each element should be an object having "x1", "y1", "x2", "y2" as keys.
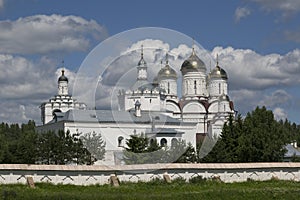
[{"x1": 58, "y1": 69, "x2": 68, "y2": 83}]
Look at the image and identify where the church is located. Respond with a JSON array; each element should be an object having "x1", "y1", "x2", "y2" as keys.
[{"x1": 37, "y1": 45, "x2": 235, "y2": 165}]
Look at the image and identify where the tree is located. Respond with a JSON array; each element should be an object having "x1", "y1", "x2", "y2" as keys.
[
  {"x1": 202, "y1": 107, "x2": 290, "y2": 163},
  {"x1": 36, "y1": 130, "x2": 92, "y2": 165},
  {"x1": 123, "y1": 135, "x2": 164, "y2": 164},
  {"x1": 123, "y1": 135, "x2": 197, "y2": 164},
  {"x1": 80, "y1": 131, "x2": 106, "y2": 163}
]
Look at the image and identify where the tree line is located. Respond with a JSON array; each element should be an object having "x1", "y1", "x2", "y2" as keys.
[
  {"x1": 0, "y1": 120, "x2": 105, "y2": 165},
  {"x1": 1, "y1": 106, "x2": 299, "y2": 165}
]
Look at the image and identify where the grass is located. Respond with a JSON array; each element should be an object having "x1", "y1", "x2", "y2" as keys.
[{"x1": 1, "y1": 179, "x2": 300, "y2": 199}]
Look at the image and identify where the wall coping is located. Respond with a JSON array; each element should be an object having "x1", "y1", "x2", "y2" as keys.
[{"x1": 0, "y1": 163, "x2": 299, "y2": 172}]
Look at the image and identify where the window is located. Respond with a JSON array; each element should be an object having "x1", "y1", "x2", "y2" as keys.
[
  {"x1": 118, "y1": 136, "x2": 124, "y2": 147},
  {"x1": 167, "y1": 82, "x2": 170, "y2": 94},
  {"x1": 185, "y1": 80, "x2": 188, "y2": 93},
  {"x1": 194, "y1": 80, "x2": 197, "y2": 94},
  {"x1": 160, "y1": 138, "x2": 167, "y2": 147},
  {"x1": 219, "y1": 83, "x2": 221, "y2": 94}
]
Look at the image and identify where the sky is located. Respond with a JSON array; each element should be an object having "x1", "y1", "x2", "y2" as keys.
[{"x1": 0, "y1": 0, "x2": 300, "y2": 125}]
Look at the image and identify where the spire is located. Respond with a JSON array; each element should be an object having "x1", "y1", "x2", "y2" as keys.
[
  {"x1": 192, "y1": 38, "x2": 196, "y2": 55},
  {"x1": 141, "y1": 45, "x2": 144, "y2": 59},
  {"x1": 61, "y1": 60, "x2": 65, "y2": 74},
  {"x1": 138, "y1": 45, "x2": 146, "y2": 66}
]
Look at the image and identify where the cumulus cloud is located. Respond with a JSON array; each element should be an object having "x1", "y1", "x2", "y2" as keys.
[
  {"x1": 211, "y1": 46, "x2": 300, "y2": 120},
  {"x1": 0, "y1": 53, "x2": 78, "y2": 123},
  {"x1": 0, "y1": 54, "x2": 58, "y2": 100},
  {"x1": 212, "y1": 47, "x2": 300, "y2": 90},
  {"x1": 235, "y1": 7, "x2": 251, "y2": 22},
  {"x1": 0, "y1": 14, "x2": 108, "y2": 54}
]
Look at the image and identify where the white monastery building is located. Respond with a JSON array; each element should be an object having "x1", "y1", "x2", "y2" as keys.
[{"x1": 37, "y1": 46, "x2": 235, "y2": 165}]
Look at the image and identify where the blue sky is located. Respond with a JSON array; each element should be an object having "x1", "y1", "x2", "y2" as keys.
[{"x1": 0, "y1": 0, "x2": 300, "y2": 124}]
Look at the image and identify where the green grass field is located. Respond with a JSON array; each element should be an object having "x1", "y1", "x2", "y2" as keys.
[{"x1": 1, "y1": 179, "x2": 300, "y2": 200}]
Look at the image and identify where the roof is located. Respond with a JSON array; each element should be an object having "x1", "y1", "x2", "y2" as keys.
[{"x1": 50, "y1": 109, "x2": 194, "y2": 125}]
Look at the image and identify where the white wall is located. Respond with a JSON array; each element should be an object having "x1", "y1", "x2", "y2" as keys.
[{"x1": 1, "y1": 163, "x2": 299, "y2": 185}]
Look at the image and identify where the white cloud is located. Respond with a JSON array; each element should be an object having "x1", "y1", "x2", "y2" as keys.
[
  {"x1": 212, "y1": 47, "x2": 300, "y2": 90},
  {"x1": 273, "y1": 107, "x2": 288, "y2": 121},
  {"x1": 235, "y1": 7, "x2": 251, "y2": 22},
  {"x1": 258, "y1": 90, "x2": 292, "y2": 108},
  {"x1": 0, "y1": 54, "x2": 57, "y2": 100},
  {"x1": 0, "y1": 14, "x2": 107, "y2": 54},
  {"x1": 0, "y1": 53, "x2": 75, "y2": 123}
]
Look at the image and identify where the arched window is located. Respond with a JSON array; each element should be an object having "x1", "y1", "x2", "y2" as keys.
[
  {"x1": 118, "y1": 136, "x2": 124, "y2": 147},
  {"x1": 160, "y1": 138, "x2": 167, "y2": 147}
]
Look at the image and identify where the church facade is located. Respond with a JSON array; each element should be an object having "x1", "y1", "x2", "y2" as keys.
[{"x1": 37, "y1": 46, "x2": 235, "y2": 165}]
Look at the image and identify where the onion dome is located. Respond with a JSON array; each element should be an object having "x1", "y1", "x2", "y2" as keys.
[
  {"x1": 58, "y1": 69, "x2": 68, "y2": 82},
  {"x1": 210, "y1": 56, "x2": 228, "y2": 80},
  {"x1": 180, "y1": 47, "x2": 206, "y2": 75},
  {"x1": 157, "y1": 54, "x2": 177, "y2": 80},
  {"x1": 210, "y1": 66, "x2": 228, "y2": 80}
]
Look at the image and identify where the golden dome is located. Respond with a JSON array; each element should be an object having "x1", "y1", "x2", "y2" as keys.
[
  {"x1": 209, "y1": 57, "x2": 228, "y2": 80},
  {"x1": 180, "y1": 48, "x2": 206, "y2": 75},
  {"x1": 157, "y1": 63, "x2": 177, "y2": 80}
]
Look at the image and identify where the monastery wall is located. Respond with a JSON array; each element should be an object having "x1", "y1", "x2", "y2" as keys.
[{"x1": 0, "y1": 163, "x2": 299, "y2": 185}]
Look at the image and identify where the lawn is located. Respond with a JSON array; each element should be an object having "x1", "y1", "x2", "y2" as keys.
[{"x1": 1, "y1": 179, "x2": 300, "y2": 200}]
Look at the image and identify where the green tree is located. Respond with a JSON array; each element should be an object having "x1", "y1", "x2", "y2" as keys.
[
  {"x1": 80, "y1": 131, "x2": 106, "y2": 163},
  {"x1": 202, "y1": 107, "x2": 290, "y2": 163},
  {"x1": 123, "y1": 135, "x2": 164, "y2": 164}
]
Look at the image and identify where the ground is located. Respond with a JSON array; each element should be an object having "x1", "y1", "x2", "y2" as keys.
[{"x1": 1, "y1": 179, "x2": 300, "y2": 199}]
